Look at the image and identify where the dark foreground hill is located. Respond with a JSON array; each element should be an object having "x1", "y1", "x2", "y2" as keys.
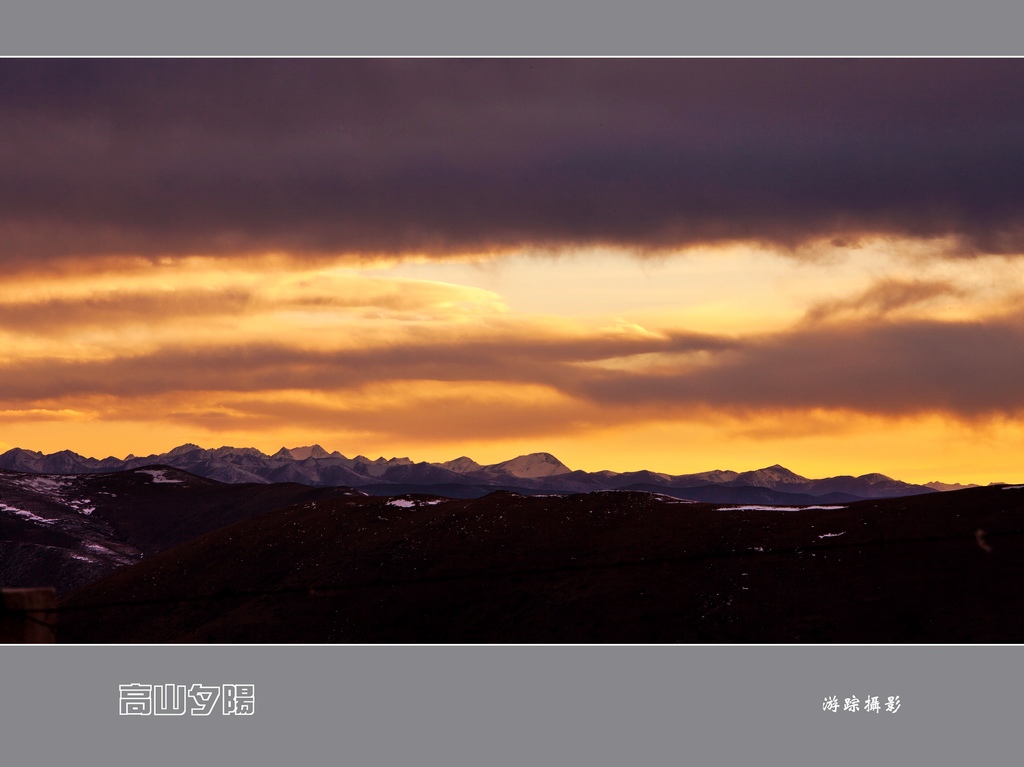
[
  {"x1": 0, "y1": 466, "x2": 365, "y2": 594},
  {"x1": 58, "y1": 485, "x2": 1024, "y2": 643}
]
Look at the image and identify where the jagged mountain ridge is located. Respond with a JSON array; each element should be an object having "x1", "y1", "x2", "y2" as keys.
[
  {"x1": 925, "y1": 480, "x2": 981, "y2": 492},
  {"x1": 0, "y1": 444, "x2": 938, "y2": 500}
]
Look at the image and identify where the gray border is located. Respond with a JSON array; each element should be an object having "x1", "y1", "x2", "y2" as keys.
[
  {"x1": 1, "y1": 2, "x2": 1022, "y2": 766},
  {"x1": 1, "y1": 0, "x2": 1024, "y2": 55},
  {"x1": 1, "y1": 644, "x2": 1018, "y2": 767}
]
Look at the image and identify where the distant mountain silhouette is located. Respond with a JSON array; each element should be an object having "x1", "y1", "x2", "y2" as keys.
[{"x1": 0, "y1": 444, "x2": 938, "y2": 501}]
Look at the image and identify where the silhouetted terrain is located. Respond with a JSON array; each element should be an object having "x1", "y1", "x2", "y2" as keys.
[
  {"x1": 0, "y1": 466, "x2": 364, "y2": 594},
  {"x1": 55, "y1": 484, "x2": 1024, "y2": 643},
  {"x1": 0, "y1": 444, "x2": 937, "y2": 501}
]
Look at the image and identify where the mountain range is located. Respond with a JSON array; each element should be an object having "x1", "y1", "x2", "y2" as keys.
[
  {"x1": 0, "y1": 451, "x2": 1020, "y2": 641},
  {"x1": 0, "y1": 444, "x2": 943, "y2": 504}
]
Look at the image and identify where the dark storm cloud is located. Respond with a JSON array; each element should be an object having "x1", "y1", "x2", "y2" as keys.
[{"x1": 3, "y1": 59, "x2": 1024, "y2": 263}]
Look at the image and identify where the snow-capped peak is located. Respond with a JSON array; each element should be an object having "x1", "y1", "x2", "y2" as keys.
[
  {"x1": 441, "y1": 456, "x2": 484, "y2": 474},
  {"x1": 734, "y1": 464, "x2": 808, "y2": 487},
  {"x1": 166, "y1": 443, "x2": 204, "y2": 457},
  {"x1": 492, "y1": 453, "x2": 571, "y2": 478},
  {"x1": 282, "y1": 445, "x2": 331, "y2": 460}
]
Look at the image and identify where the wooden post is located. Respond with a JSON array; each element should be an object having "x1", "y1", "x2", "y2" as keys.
[{"x1": 0, "y1": 588, "x2": 58, "y2": 643}]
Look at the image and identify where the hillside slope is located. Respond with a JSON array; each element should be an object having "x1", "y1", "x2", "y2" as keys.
[{"x1": 58, "y1": 485, "x2": 1024, "y2": 643}]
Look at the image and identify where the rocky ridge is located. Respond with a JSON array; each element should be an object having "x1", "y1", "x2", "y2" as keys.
[{"x1": 0, "y1": 444, "x2": 940, "y2": 502}]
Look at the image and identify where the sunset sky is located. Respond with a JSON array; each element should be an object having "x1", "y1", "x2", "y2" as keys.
[{"x1": 1, "y1": 59, "x2": 1023, "y2": 484}]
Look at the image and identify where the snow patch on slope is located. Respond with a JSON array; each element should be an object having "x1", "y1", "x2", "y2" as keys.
[
  {"x1": 646, "y1": 493, "x2": 698, "y2": 503},
  {"x1": 387, "y1": 498, "x2": 446, "y2": 508},
  {"x1": 0, "y1": 502, "x2": 57, "y2": 525},
  {"x1": 136, "y1": 469, "x2": 183, "y2": 483},
  {"x1": 717, "y1": 505, "x2": 848, "y2": 512},
  {"x1": 13, "y1": 475, "x2": 74, "y2": 493}
]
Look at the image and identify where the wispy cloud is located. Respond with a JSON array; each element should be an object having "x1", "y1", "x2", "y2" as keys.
[
  {"x1": 577, "y1": 316, "x2": 1024, "y2": 418},
  {"x1": 803, "y1": 278, "x2": 968, "y2": 322},
  {"x1": 0, "y1": 310, "x2": 1021, "y2": 427}
]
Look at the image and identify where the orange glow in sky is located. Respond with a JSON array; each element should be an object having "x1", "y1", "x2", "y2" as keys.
[
  {"x1": 0, "y1": 241, "x2": 1021, "y2": 485},
  {"x1": 4, "y1": 60, "x2": 1024, "y2": 485}
]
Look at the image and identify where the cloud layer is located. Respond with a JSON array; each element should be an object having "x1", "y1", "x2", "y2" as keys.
[
  {"x1": 3, "y1": 59, "x2": 1024, "y2": 264},
  {"x1": 2, "y1": 59, "x2": 1022, "y2": 482},
  {"x1": 2, "y1": 304, "x2": 1022, "y2": 429}
]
